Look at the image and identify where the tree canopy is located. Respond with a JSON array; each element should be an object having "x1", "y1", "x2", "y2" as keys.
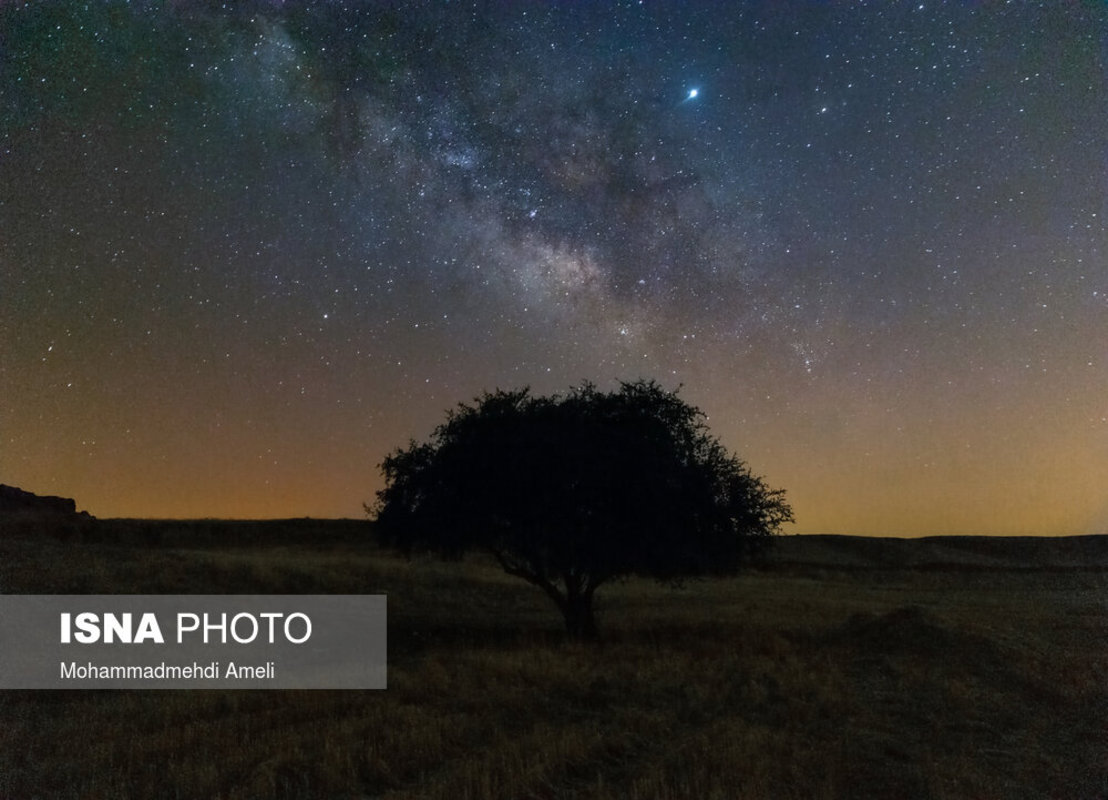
[{"x1": 370, "y1": 380, "x2": 793, "y2": 638}]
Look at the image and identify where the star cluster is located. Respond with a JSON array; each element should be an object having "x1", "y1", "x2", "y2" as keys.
[{"x1": 2, "y1": 2, "x2": 1105, "y2": 534}]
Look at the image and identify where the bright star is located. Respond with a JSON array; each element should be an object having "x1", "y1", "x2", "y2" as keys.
[{"x1": 677, "y1": 87, "x2": 701, "y2": 107}]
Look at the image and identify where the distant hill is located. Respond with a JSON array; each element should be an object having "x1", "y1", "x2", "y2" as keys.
[
  {"x1": 763, "y1": 533, "x2": 1108, "y2": 571},
  {"x1": 0, "y1": 484, "x2": 87, "y2": 517}
]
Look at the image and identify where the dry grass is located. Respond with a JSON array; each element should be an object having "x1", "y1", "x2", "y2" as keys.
[{"x1": 0, "y1": 520, "x2": 1105, "y2": 799}]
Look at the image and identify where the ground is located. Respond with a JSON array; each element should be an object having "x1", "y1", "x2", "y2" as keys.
[{"x1": 1, "y1": 519, "x2": 1105, "y2": 799}]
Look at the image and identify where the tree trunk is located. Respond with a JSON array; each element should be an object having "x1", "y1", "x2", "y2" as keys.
[
  {"x1": 562, "y1": 586, "x2": 598, "y2": 640},
  {"x1": 487, "y1": 549, "x2": 603, "y2": 640}
]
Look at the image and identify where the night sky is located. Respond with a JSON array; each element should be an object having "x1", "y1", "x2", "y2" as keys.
[{"x1": 2, "y1": 2, "x2": 1105, "y2": 535}]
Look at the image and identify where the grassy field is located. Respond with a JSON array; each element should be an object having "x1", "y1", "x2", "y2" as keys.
[{"x1": 0, "y1": 518, "x2": 1105, "y2": 799}]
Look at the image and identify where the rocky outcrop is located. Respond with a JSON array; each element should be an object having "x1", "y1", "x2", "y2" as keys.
[{"x1": 0, "y1": 484, "x2": 83, "y2": 516}]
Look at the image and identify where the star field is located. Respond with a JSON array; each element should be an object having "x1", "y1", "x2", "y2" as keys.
[{"x1": 1, "y1": 2, "x2": 1105, "y2": 535}]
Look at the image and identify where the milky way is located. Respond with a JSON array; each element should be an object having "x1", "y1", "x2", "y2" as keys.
[{"x1": 2, "y1": 2, "x2": 1106, "y2": 534}]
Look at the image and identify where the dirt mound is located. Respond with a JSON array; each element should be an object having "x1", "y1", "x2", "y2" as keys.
[{"x1": 832, "y1": 605, "x2": 977, "y2": 659}]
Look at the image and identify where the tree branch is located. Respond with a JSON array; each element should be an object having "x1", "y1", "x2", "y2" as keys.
[{"x1": 488, "y1": 547, "x2": 566, "y2": 611}]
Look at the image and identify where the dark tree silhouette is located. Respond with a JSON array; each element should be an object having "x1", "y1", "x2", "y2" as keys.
[{"x1": 369, "y1": 380, "x2": 793, "y2": 639}]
